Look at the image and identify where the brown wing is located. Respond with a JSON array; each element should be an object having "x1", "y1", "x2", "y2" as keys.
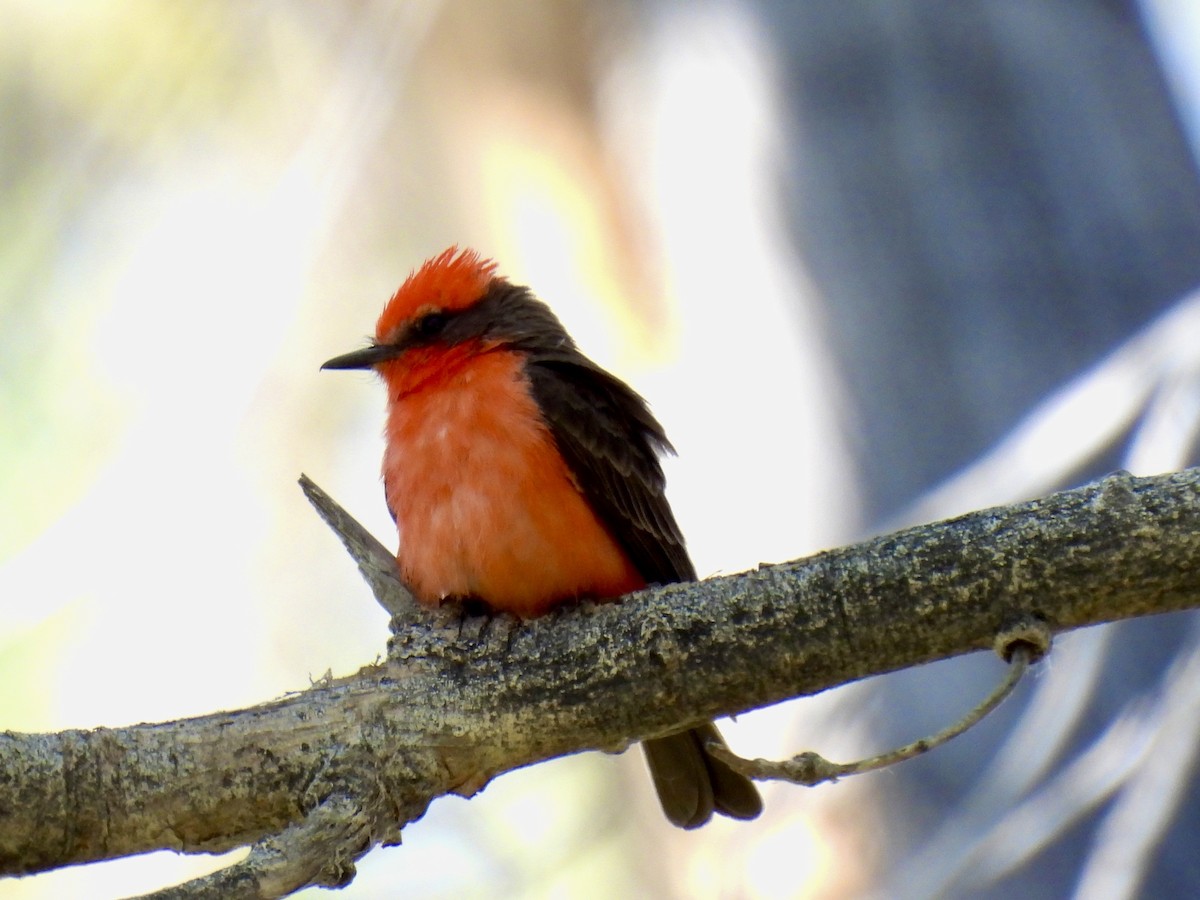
[
  {"x1": 526, "y1": 353, "x2": 696, "y2": 586},
  {"x1": 489, "y1": 285, "x2": 761, "y2": 828},
  {"x1": 527, "y1": 349, "x2": 763, "y2": 829}
]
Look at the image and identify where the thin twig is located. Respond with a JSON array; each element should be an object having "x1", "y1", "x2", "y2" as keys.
[
  {"x1": 708, "y1": 620, "x2": 1052, "y2": 786},
  {"x1": 298, "y1": 474, "x2": 419, "y2": 621}
]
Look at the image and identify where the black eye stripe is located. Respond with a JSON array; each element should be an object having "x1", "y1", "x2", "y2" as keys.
[{"x1": 412, "y1": 310, "x2": 451, "y2": 339}]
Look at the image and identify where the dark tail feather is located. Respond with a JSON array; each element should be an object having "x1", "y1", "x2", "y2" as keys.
[{"x1": 642, "y1": 721, "x2": 763, "y2": 829}]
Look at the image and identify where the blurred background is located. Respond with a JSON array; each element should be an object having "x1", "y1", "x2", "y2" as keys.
[{"x1": 3, "y1": 1, "x2": 1200, "y2": 897}]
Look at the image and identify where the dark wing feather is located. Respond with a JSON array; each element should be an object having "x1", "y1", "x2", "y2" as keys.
[
  {"x1": 526, "y1": 353, "x2": 696, "y2": 585},
  {"x1": 527, "y1": 347, "x2": 763, "y2": 828}
]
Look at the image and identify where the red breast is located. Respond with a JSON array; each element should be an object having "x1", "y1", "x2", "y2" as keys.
[{"x1": 381, "y1": 345, "x2": 644, "y2": 616}]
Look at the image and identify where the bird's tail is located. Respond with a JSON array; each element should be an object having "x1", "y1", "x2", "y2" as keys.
[{"x1": 642, "y1": 721, "x2": 763, "y2": 829}]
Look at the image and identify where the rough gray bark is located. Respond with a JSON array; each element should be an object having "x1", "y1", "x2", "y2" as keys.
[{"x1": 2, "y1": 468, "x2": 1198, "y2": 897}]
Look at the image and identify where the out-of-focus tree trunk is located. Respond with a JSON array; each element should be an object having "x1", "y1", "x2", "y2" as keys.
[
  {"x1": 768, "y1": 0, "x2": 1200, "y2": 516},
  {"x1": 750, "y1": 1, "x2": 1200, "y2": 896}
]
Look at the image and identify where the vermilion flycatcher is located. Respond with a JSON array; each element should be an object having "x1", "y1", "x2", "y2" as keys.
[{"x1": 322, "y1": 247, "x2": 762, "y2": 828}]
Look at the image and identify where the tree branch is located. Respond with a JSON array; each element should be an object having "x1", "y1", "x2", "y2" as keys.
[
  {"x1": 138, "y1": 796, "x2": 370, "y2": 900},
  {"x1": 3, "y1": 468, "x2": 1198, "y2": 895}
]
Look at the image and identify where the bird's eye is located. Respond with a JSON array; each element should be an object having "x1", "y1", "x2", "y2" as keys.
[{"x1": 412, "y1": 310, "x2": 450, "y2": 340}]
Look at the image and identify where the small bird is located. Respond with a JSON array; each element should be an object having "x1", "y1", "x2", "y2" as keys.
[{"x1": 322, "y1": 247, "x2": 762, "y2": 828}]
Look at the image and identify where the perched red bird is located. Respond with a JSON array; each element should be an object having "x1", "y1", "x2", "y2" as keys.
[{"x1": 322, "y1": 247, "x2": 762, "y2": 828}]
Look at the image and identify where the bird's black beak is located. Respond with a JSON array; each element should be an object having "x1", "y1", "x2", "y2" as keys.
[{"x1": 321, "y1": 343, "x2": 402, "y2": 371}]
